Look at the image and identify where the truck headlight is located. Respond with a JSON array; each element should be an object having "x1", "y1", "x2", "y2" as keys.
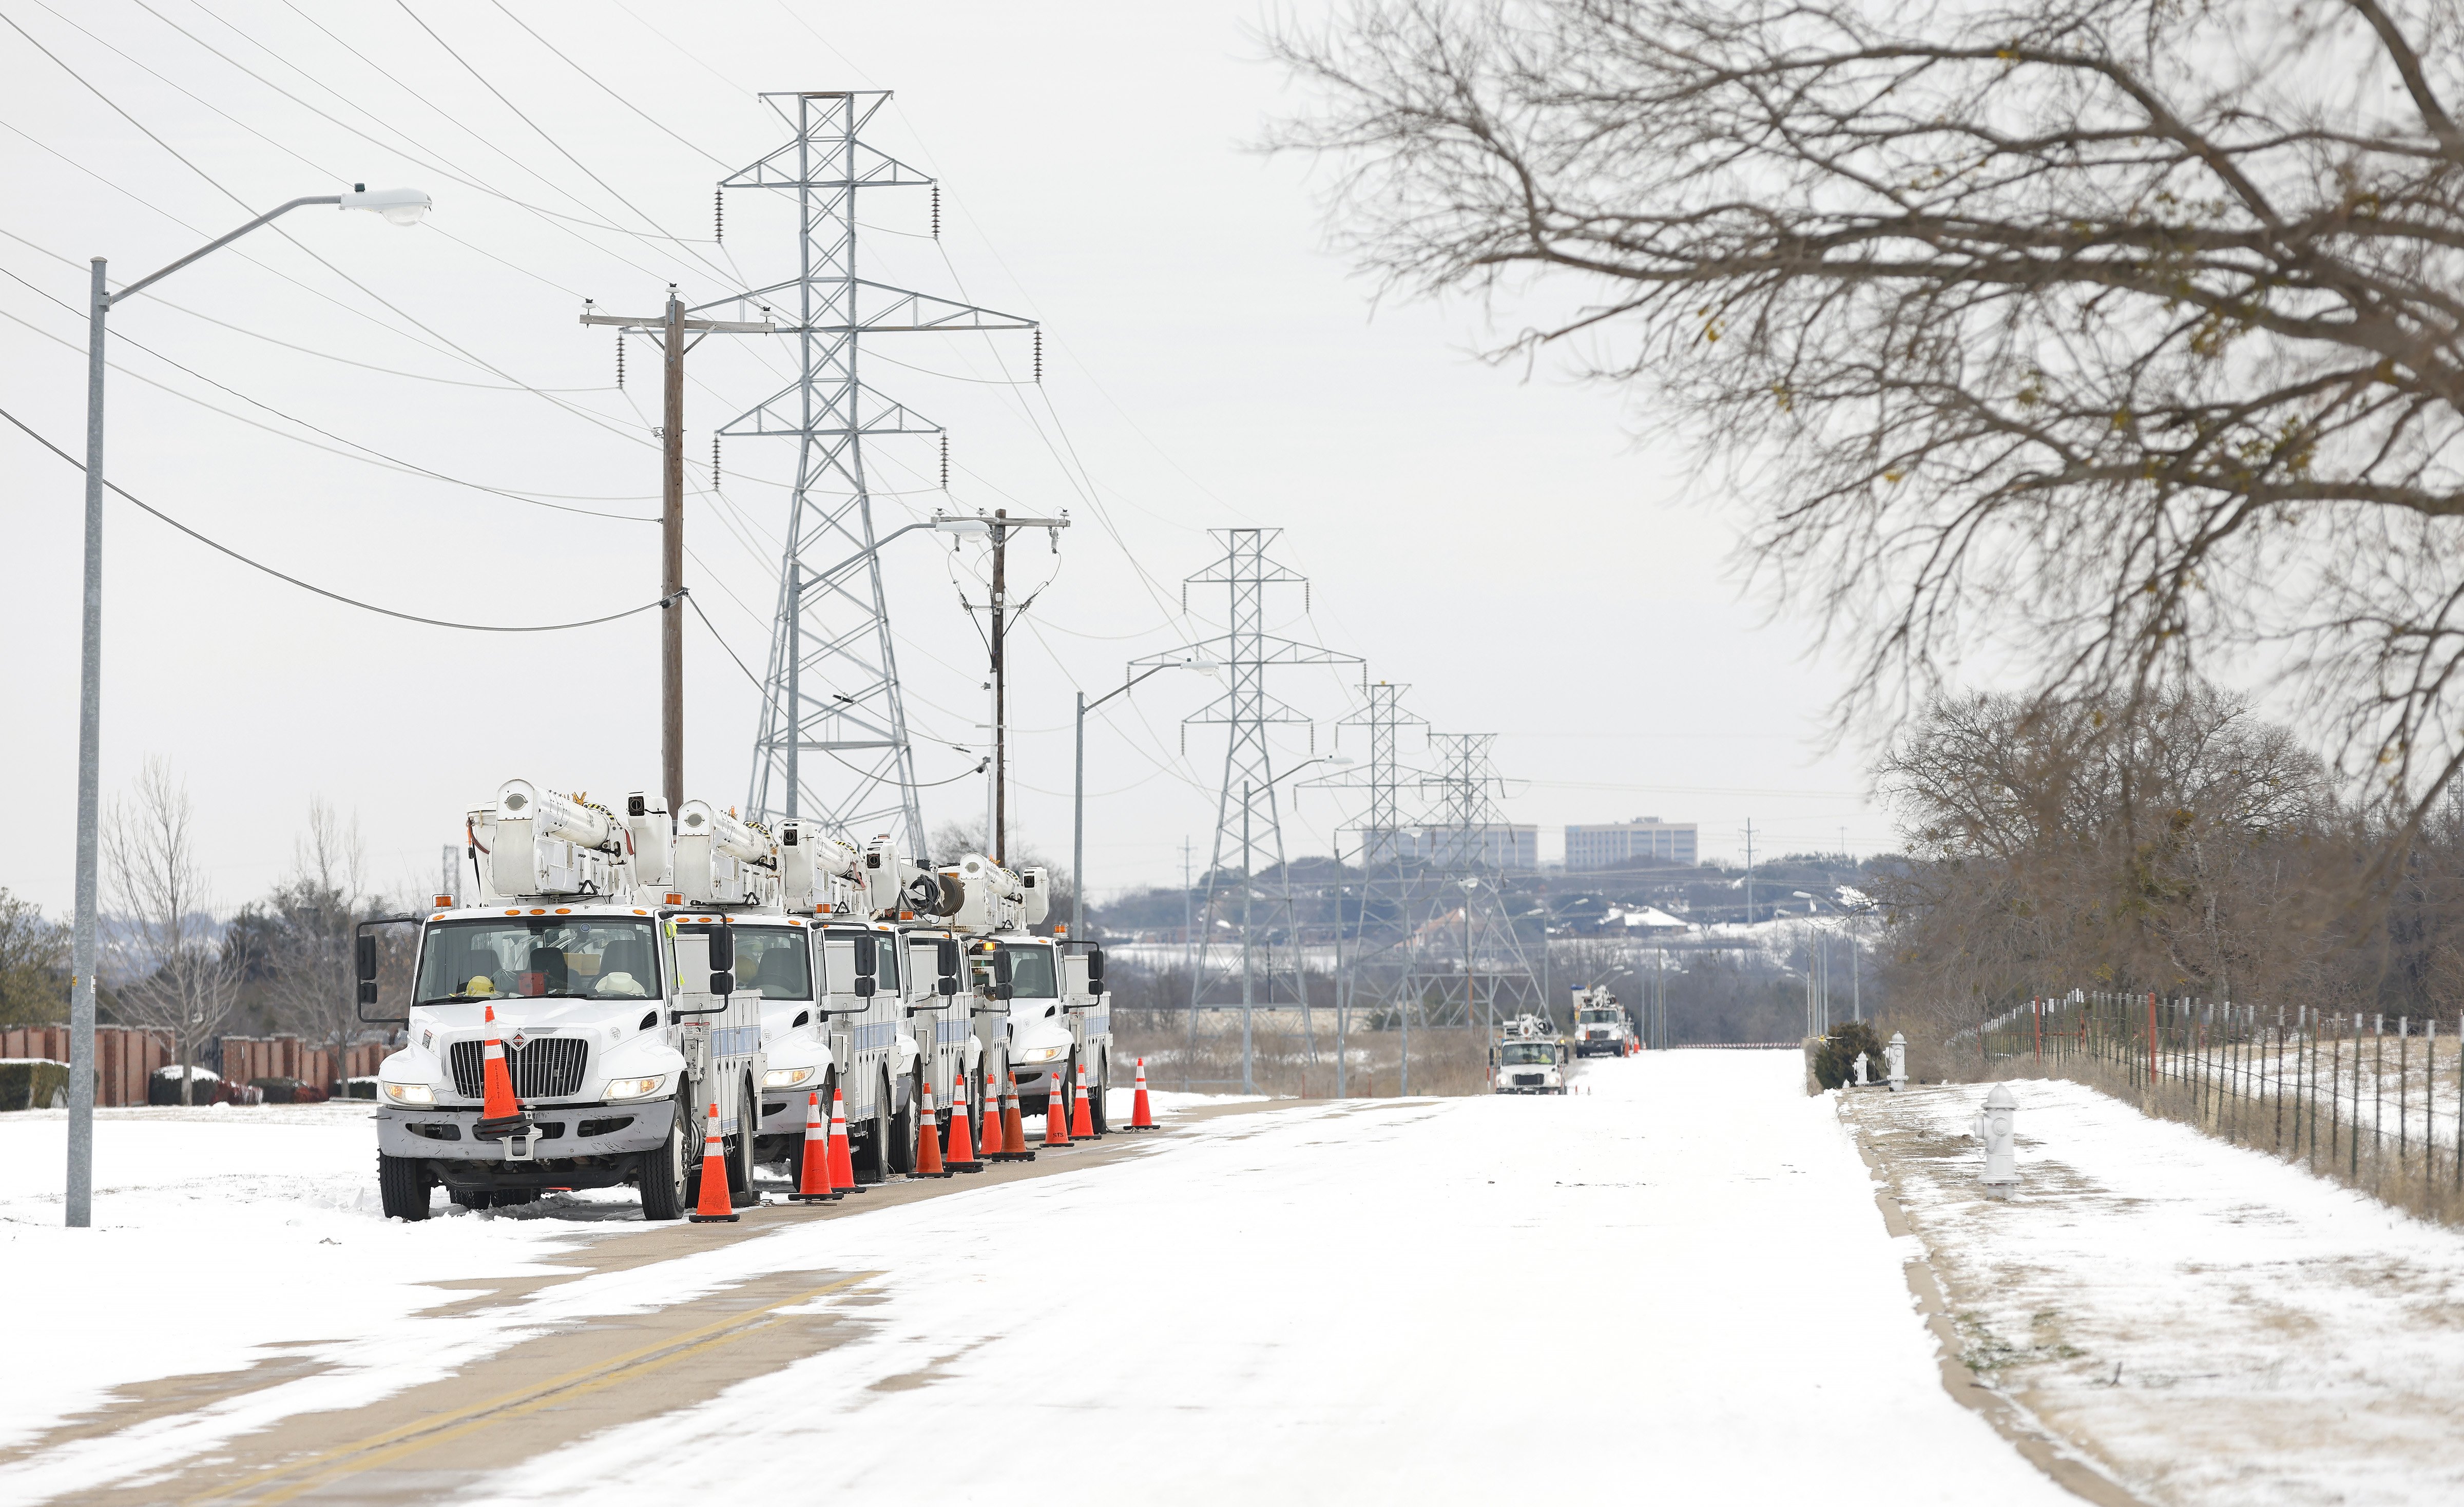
[
  {"x1": 1015, "y1": 1045, "x2": 1067, "y2": 1064},
  {"x1": 381, "y1": 1082, "x2": 434, "y2": 1106},
  {"x1": 604, "y1": 1074, "x2": 668, "y2": 1101},
  {"x1": 763, "y1": 1067, "x2": 818, "y2": 1089}
]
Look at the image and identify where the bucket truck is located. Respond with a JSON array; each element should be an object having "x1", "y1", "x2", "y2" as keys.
[{"x1": 362, "y1": 781, "x2": 771, "y2": 1221}]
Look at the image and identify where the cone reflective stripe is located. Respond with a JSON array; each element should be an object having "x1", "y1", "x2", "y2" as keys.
[
  {"x1": 1128, "y1": 1057, "x2": 1157, "y2": 1130},
  {"x1": 791, "y1": 1090, "x2": 838, "y2": 1203},
  {"x1": 475, "y1": 1003, "x2": 528, "y2": 1138},
  {"x1": 827, "y1": 1087, "x2": 862, "y2": 1193},
  {"x1": 1042, "y1": 1068, "x2": 1071, "y2": 1147},
  {"x1": 914, "y1": 1077, "x2": 948, "y2": 1177},
  {"x1": 945, "y1": 1071, "x2": 981, "y2": 1173},
  {"x1": 1069, "y1": 1061, "x2": 1095, "y2": 1138},
  {"x1": 688, "y1": 1102, "x2": 739, "y2": 1223},
  {"x1": 998, "y1": 1070, "x2": 1032, "y2": 1161}
]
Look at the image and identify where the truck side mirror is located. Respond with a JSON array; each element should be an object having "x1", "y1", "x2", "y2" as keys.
[
  {"x1": 992, "y1": 948, "x2": 1014, "y2": 1001},
  {"x1": 936, "y1": 937, "x2": 960, "y2": 997},
  {"x1": 353, "y1": 916, "x2": 415, "y2": 1025},
  {"x1": 709, "y1": 969, "x2": 736, "y2": 997},
  {"x1": 853, "y1": 933, "x2": 877, "y2": 999},
  {"x1": 706, "y1": 926, "x2": 735, "y2": 973},
  {"x1": 1086, "y1": 946, "x2": 1105, "y2": 989},
  {"x1": 355, "y1": 935, "x2": 378, "y2": 982}
]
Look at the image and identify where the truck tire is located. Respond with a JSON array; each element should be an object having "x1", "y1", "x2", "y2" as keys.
[
  {"x1": 379, "y1": 1153, "x2": 431, "y2": 1221},
  {"x1": 726, "y1": 1075, "x2": 757, "y2": 1196},
  {"x1": 859, "y1": 1071, "x2": 894, "y2": 1183},
  {"x1": 450, "y1": 1188, "x2": 491, "y2": 1211},
  {"x1": 888, "y1": 1070, "x2": 918, "y2": 1175},
  {"x1": 640, "y1": 1094, "x2": 691, "y2": 1221},
  {"x1": 1088, "y1": 1051, "x2": 1110, "y2": 1135}
]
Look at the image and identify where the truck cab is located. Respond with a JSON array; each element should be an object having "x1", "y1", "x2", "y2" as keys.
[
  {"x1": 1571, "y1": 987, "x2": 1632, "y2": 1057},
  {"x1": 982, "y1": 934, "x2": 1112, "y2": 1128},
  {"x1": 368, "y1": 781, "x2": 770, "y2": 1220},
  {"x1": 1492, "y1": 1038, "x2": 1568, "y2": 1095}
]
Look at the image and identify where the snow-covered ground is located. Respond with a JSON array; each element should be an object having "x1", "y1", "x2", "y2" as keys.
[
  {"x1": 3, "y1": 1054, "x2": 2078, "y2": 1504},
  {"x1": 1849, "y1": 1079, "x2": 2464, "y2": 1505}
]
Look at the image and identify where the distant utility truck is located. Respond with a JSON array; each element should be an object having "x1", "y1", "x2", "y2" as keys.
[
  {"x1": 1570, "y1": 986, "x2": 1632, "y2": 1057},
  {"x1": 1490, "y1": 1013, "x2": 1568, "y2": 1095}
]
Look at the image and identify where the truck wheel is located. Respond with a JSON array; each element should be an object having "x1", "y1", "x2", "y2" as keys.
[
  {"x1": 450, "y1": 1188, "x2": 490, "y2": 1211},
  {"x1": 640, "y1": 1095, "x2": 690, "y2": 1221},
  {"x1": 726, "y1": 1075, "x2": 756, "y2": 1196},
  {"x1": 859, "y1": 1072, "x2": 894, "y2": 1183},
  {"x1": 887, "y1": 1071, "x2": 918, "y2": 1175},
  {"x1": 379, "y1": 1153, "x2": 431, "y2": 1221},
  {"x1": 1089, "y1": 1052, "x2": 1110, "y2": 1135}
]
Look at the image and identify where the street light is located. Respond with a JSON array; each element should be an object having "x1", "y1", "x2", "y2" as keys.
[
  {"x1": 65, "y1": 186, "x2": 429, "y2": 1229},
  {"x1": 1068, "y1": 655, "x2": 1218, "y2": 935}
]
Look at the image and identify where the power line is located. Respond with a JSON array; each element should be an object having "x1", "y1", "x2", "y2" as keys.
[{"x1": 0, "y1": 401, "x2": 671, "y2": 632}]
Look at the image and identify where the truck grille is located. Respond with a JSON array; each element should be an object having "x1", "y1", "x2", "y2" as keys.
[
  {"x1": 1512, "y1": 1072, "x2": 1543, "y2": 1086},
  {"x1": 448, "y1": 1037, "x2": 588, "y2": 1099}
]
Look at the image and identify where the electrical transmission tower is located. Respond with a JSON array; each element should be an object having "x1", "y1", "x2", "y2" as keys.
[
  {"x1": 1135, "y1": 530, "x2": 1358, "y2": 1053},
  {"x1": 721, "y1": 91, "x2": 1032, "y2": 855},
  {"x1": 1403, "y1": 733, "x2": 1547, "y2": 1032},
  {"x1": 1307, "y1": 682, "x2": 1425, "y2": 1022}
]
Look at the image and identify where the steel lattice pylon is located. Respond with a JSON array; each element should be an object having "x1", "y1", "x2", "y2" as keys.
[
  {"x1": 1307, "y1": 682, "x2": 1426, "y2": 1031},
  {"x1": 1403, "y1": 732, "x2": 1546, "y2": 1031},
  {"x1": 1136, "y1": 530, "x2": 1358, "y2": 1037},
  {"x1": 719, "y1": 91, "x2": 1031, "y2": 853}
]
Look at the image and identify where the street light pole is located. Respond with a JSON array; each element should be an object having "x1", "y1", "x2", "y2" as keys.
[
  {"x1": 1069, "y1": 655, "x2": 1214, "y2": 937},
  {"x1": 66, "y1": 186, "x2": 428, "y2": 1229}
]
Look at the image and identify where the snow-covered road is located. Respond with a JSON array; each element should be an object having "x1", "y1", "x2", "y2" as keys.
[{"x1": 2, "y1": 1056, "x2": 2080, "y2": 1505}]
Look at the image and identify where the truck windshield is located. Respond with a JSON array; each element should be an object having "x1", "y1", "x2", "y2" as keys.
[
  {"x1": 734, "y1": 929, "x2": 813, "y2": 999},
  {"x1": 977, "y1": 944, "x2": 1057, "y2": 999},
  {"x1": 417, "y1": 918, "x2": 661, "y2": 1003},
  {"x1": 1578, "y1": 1010, "x2": 1619, "y2": 1023},
  {"x1": 1499, "y1": 1044, "x2": 1555, "y2": 1065}
]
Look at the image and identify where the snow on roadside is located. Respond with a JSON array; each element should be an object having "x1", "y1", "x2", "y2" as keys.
[
  {"x1": 0, "y1": 1103, "x2": 649, "y2": 1455},
  {"x1": 1848, "y1": 1079, "x2": 2464, "y2": 1505}
]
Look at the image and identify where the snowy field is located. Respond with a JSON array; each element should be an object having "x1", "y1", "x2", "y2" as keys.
[
  {"x1": 3, "y1": 1058, "x2": 2081, "y2": 1504},
  {"x1": 1850, "y1": 1079, "x2": 2464, "y2": 1505}
]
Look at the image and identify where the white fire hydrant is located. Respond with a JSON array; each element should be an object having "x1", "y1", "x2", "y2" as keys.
[
  {"x1": 1885, "y1": 1032, "x2": 1908, "y2": 1093},
  {"x1": 1973, "y1": 1083, "x2": 2018, "y2": 1199},
  {"x1": 1852, "y1": 1051, "x2": 1871, "y2": 1087}
]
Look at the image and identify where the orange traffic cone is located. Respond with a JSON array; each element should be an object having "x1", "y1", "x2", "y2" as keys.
[
  {"x1": 475, "y1": 1004, "x2": 528, "y2": 1139},
  {"x1": 688, "y1": 1103, "x2": 739, "y2": 1223},
  {"x1": 1070, "y1": 1061, "x2": 1096, "y2": 1139},
  {"x1": 791, "y1": 1090, "x2": 837, "y2": 1203},
  {"x1": 946, "y1": 1072, "x2": 981, "y2": 1174},
  {"x1": 997, "y1": 1070, "x2": 1033, "y2": 1162},
  {"x1": 827, "y1": 1087, "x2": 863, "y2": 1194},
  {"x1": 914, "y1": 1078, "x2": 948, "y2": 1177},
  {"x1": 1127, "y1": 1057, "x2": 1157, "y2": 1130},
  {"x1": 1041, "y1": 1068, "x2": 1071, "y2": 1147}
]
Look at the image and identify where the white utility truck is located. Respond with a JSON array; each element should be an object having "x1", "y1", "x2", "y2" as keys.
[
  {"x1": 1491, "y1": 1013, "x2": 1568, "y2": 1095},
  {"x1": 927, "y1": 855, "x2": 1112, "y2": 1129},
  {"x1": 1570, "y1": 986, "x2": 1632, "y2": 1057},
  {"x1": 362, "y1": 781, "x2": 769, "y2": 1220}
]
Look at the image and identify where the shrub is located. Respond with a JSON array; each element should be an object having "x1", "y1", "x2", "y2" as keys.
[
  {"x1": 1813, "y1": 1019, "x2": 1887, "y2": 1090},
  {"x1": 0, "y1": 1059, "x2": 70, "y2": 1110}
]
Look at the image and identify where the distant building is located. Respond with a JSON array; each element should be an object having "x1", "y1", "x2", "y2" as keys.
[
  {"x1": 1565, "y1": 817, "x2": 1697, "y2": 870},
  {"x1": 1394, "y1": 823, "x2": 1538, "y2": 871}
]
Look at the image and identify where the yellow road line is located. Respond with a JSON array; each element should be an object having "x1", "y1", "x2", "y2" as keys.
[{"x1": 190, "y1": 1271, "x2": 877, "y2": 1506}]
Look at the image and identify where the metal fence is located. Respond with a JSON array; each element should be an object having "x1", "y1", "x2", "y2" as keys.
[{"x1": 1981, "y1": 991, "x2": 2464, "y2": 1201}]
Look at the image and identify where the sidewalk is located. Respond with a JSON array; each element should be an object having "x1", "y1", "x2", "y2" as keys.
[{"x1": 1847, "y1": 1079, "x2": 2464, "y2": 1506}]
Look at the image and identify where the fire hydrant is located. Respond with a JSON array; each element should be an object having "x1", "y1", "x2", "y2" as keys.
[
  {"x1": 1972, "y1": 1083, "x2": 2018, "y2": 1199},
  {"x1": 1852, "y1": 1051, "x2": 1871, "y2": 1087},
  {"x1": 1885, "y1": 1032, "x2": 1908, "y2": 1093}
]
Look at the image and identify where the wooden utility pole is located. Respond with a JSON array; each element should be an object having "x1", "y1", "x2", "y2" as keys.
[
  {"x1": 974, "y1": 508, "x2": 1069, "y2": 866},
  {"x1": 581, "y1": 291, "x2": 771, "y2": 813}
]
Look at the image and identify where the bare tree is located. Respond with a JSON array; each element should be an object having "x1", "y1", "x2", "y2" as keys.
[
  {"x1": 0, "y1": 889, "x2": 71, "y2": 1027},
  {"x1": 249, "y1": 799, "x2": 373, "y2": 1059},
  {"x1": 1272, "y1": 0, "x2": 2464, "y2": 820},
  {"x1": 103, "y1": 759, "x2": 240, "y2": 1104}
]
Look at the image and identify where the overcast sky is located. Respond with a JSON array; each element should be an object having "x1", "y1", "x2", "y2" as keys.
[{"x1": 0, "y1": 0, "x2": 1894, "y2": 918}]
